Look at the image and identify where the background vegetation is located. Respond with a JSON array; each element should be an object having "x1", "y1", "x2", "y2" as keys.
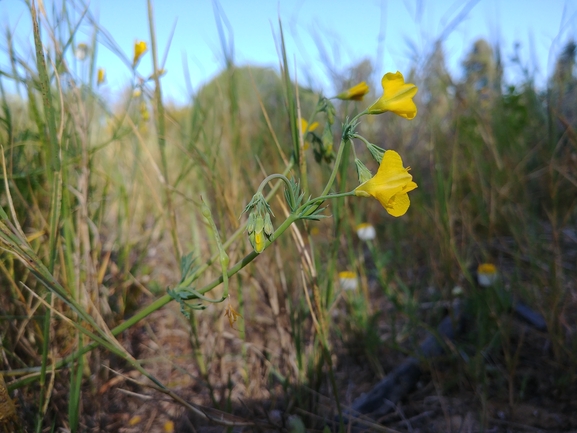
[{"x1": 0, "y1": 1, "x2": 576, "y2": 432}]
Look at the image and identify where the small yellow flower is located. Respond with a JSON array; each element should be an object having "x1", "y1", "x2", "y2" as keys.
[
  {"x1": 367, "y1": 71, "x2": 417, "y2": 119},
  {"x1": 354, "y1": 150, "x2": 417, "y2": 217},
  {"x1": 224, "y1": 304, "x2": 242, "y2": 330},
  {"x1": 133, "y1": 40, "x2": 147, "y2": 67},
  {"x1": 300, "y1": 118, "x2": 319, "y2": 150},
  {"x1": 75, "y1": 43, "x2": 88, "y2": 60},
  {"x1": 97, "y1": 68, "x2": 105, "y2": 85},
  {"x1": 477, "y1": 263, "x2": 497, "y2": 287},
  {"x1": 163, "y1": 420, "x2": 175, "y2": 432},
  {"x1": 356, "y1": 223, "x2": 376, "y2": 241},
  {"x1": 338, "y1": 271, "x2": 358, "y2": 291},
  {"x1": 337, "y1": 81, "x2": 369, "y2": 101},
  {"x1": 300, "y1": 118, "x2": 319, "y2": 133}
]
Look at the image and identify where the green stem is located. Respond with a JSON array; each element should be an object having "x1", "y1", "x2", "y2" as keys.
[
  {"x1": 318, "y1": 110, "x2": 367, "y2": 199},
  {"x1": 256, "y1": 173, "x2": 295, "y2": 204},
  {"x1": 319, "y1": 137, "x2": 348, "y2": 198},
  {"x1": 303, "y1": 191, "x2": 355, "y2": 205},
  {"x1": 351, "y1": 133, "x2": 372, "y2": 148},
  {"x1": 200, "y1": 197, "x2": 230, "y2": 301}
]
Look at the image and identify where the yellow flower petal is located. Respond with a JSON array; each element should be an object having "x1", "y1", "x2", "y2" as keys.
[
  {"x1": 133, "y1": 40, "x2": 147, "y2": 67},
  {"x1": 254, "y1": 230, "x2": 265, "y2": 253},
  {"x1": 300, "y1": 118, "x2": 319, "y2": 133},
  {"x1": 97, "y1": 68, "x2": 105, "y2": 85},
  {"x1": 300, "y1": 119, "x2": 318, "y2": 150},
  {"x1": 337, "y1": 81, "x2": 369, "y2": 101},
  {"x1": 386, "y1": 191, "x2": 410, "y2": 217},
  {"x1": 354, "y1": 150, "x2": 417, "y2": 217},
  {"x1": 477, "y1": 263, "x2": 496, "y2": 274},
  {"x1": 367, "y1": 71, "x2": 417, "y2": 119}
]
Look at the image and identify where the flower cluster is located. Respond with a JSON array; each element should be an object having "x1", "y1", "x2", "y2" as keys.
[
  {"x1": 243, "y1": 192, "x2": 274, "y2": 253},
  {"x1": 95, "y1": 39, "x2": 150, "y2": 92},
  {"x1": 242, "y1": 71, "x2": 419, "y2": 253},
  {"x1": 351, "y1": 71, "x2": 418, "y2": 217}
]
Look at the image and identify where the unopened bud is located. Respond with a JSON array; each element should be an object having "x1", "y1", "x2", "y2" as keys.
[
  {"x1": 246, "y1": 212, "x2": 255, "y2": 234},
  {"x1": 264, "y1": 213, "x2": 274, "y2": 237},
  {"x1": 367, "y1": 143, "x2": 386, "y2": 164},
  {"x1": 355, "y1": 159, "x2": 373, "y2": 184}
]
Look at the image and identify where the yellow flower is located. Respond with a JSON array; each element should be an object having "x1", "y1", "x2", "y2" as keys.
[
  {"x1": 97, "y1": 68, "x2": 105, "y2": 85},
  {"x1": 354, "y1": 150, "x2": 417, "y2": 217},
  {"x1": 337, "y1": 81, "x2": 369, "y2": 101},
  {"x1": 133, "y1": 40, "x2": 147, "y2": 67},
  {"x1": 367, "y1": 71, "x2": 417, "y2": 119},
  {"x1": 300, "y1": 118, "x2": 319, "y2": 150},
  {"x1": 477, "y1": 263, "x2": 497, "y2": 287},
  {"x1": 75, "y1": 43, "x2": 88, "y2": 60},
  {"x1": 356, "y1": 223, "x2": 376, "y2": 241},
  {"x1": 338, "y1": 271, "x2": 358, "y2": 291},
  {"x1": 300, "y1": 118, "x2": 319, "y2": 134}
]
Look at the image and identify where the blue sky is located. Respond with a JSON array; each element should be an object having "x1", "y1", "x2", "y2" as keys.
[{"x1": 1, "y1": 0, "x2": 576, "y2": 104}]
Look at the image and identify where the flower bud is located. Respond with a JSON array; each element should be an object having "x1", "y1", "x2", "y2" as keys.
[
  {"x1": 133, "y1": 40, "x2": 148, "y2": 67},
  {"x1": 336, "y1": 81, "x2": 369, "y2": 101},
  {"x1": 246, "y1": 212, "x2": 255, "y2": 234},
  {"x1": 367, "y1": 143, "x2": 385, "y2": 164},
  {"x1": 264, "y1": 213, "x2": 274, "y2": 237},
  {"x1": 355, "y1": 159, "x2": 373, "y2": 184},
  {"x1": 97, "y1": 68, "x2": 105, "y2": 86}
]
